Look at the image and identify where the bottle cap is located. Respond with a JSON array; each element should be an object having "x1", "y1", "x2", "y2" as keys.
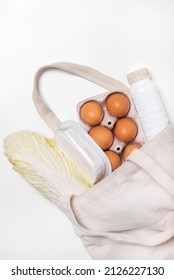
[{"x1": 127, "y1": 68, "x2": 150, "y2": 84}]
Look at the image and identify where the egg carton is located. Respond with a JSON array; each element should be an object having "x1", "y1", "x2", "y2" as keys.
[{"x1": 77, "y1": 90, "x2": 147, "y2": 157}]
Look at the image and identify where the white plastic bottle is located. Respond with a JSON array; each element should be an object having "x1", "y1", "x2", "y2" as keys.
[{"x1": 127, "y1": 68, "x2": 168, "y2": 140}]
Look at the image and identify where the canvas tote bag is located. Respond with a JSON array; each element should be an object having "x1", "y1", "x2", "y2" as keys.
[{"x1": 33, "y1": 62, "x2": 174, "y2": 259}]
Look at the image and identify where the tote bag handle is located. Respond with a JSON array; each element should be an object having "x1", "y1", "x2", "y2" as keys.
[
  {"x1": 127, "y1": 148, "x2": 174, "y2": 197},
  {"x1": 33, "y1": 62, "x2": 129, "y2": 132}
]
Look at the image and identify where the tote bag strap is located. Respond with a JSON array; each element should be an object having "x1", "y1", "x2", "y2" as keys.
[
  {"x1": 127, "y1": 149, "x2": 174, "y2": 197},
  {"x1": 33, "y1": 62, "x2": 129, "y2": 132}
]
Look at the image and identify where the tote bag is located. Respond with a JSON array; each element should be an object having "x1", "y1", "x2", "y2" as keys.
[{"x1": 24, "y1": 63, "x2": 174, "y2": 259}]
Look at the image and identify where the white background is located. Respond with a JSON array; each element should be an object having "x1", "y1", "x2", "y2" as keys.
[{"x1": 0, "y1": 0, "x2": 174, "y2": 260}]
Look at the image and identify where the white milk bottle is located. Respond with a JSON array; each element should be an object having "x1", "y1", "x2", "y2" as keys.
[{"x1": 127, "y1": 68, "x2": 168, "y2": 140}]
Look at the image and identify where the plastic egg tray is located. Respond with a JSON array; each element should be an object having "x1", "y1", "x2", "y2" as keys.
[{"x1": 77, "y1": 90, "x2": 147, "y2": 164}]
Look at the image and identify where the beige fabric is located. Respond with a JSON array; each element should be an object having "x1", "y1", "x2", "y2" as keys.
[
  {"x1": 63, "y1": 124, "x2": 174, "y2": 259},
  {"x1": 33, "y1": 62, "x2": 174, "y2": 259}
]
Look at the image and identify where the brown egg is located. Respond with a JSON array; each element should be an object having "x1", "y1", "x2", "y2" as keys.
[
  {"x1": 105, "y1": 93, "x2": 130, "y2": 117},
  {"x1": 123, "y1": 143, "x2": 142, "y2": 160},
  {"x1": 89, "y1": 126, "x2": 114, "y2": 150},
  {"x1": 80, "y1": 101, "x2": 104, "y2": 126},
  {"x1": 114, "y1": 118, "x2": 138, "y2": 143},
  {"x1": 105, "y1": 150, "x2": 121, "y2": 171}
]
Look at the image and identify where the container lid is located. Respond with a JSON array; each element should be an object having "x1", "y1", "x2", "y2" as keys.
[{"x1": 127, "y1": 68, "x2": 150, "y2": 84}]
